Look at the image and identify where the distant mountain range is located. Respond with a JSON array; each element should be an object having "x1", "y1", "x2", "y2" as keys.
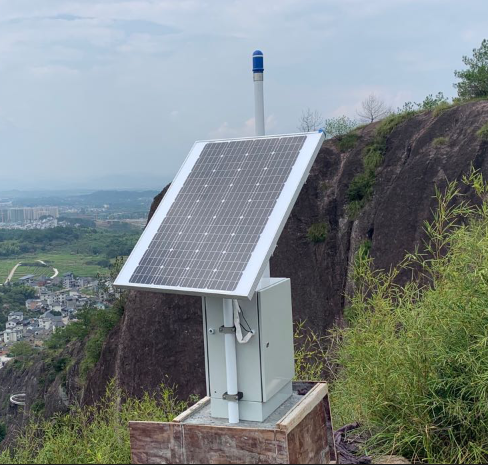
[
  {"x1": 0, "y1": 173, "x2": 172, "y2": 193},
  {"x1": 0, "y1": 189, "x2": 161, "y2": 208}
]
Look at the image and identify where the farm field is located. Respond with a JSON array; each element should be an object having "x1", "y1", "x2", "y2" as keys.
[
  {"x1": 0, "y1": 259, "x2": 21, "y2": 284},
  {"x1": 12, "y1": 263, "x2": 51, "y2": 280},
  {"x1": 40, "y1": 252, "x2": 107, "y2": 278},
  {"x1": 0, "y1": 226, "x2": 140, "y2": 284},
  {"x1": 0, "y1": 253, "x2": 107, "y2": 284}
]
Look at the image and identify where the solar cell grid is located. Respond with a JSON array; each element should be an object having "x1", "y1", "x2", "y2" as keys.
[{"x1": 129, "y1": 135, "x2": 306, "y2": 291}]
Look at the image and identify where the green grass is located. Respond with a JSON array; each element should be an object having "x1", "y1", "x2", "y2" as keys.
[
  {"x1": 331, "y1": 170, "x2": 488, "y2": 464},
  {"x1": 0, "y1": 381, "x2": 191, "y2": 464},
  {"x1": 40, "y1": 252, "x2": 107, "y2": 277},
  {"x1": 432, "y1": 136, "x2": 449, "y2": 147},
  {"x1": 0, "y1": 259, "x2": 22, "y2": 283},
  {"x1": 346, "y1": 200, "x2": 364, "y2": 218},
  {"x1": 336, "y1": 133, "x2": 359, "y2": 152},
  {"x1": 432, "y1": 101, "x2": 453, "y2": 117},
  {"x1": 476, "y1": 122, "x2": 488, "y2": 140}
]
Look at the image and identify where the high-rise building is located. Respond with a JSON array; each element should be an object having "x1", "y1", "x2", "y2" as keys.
[
  {"x1": 8, "y1": 209, "x2": 25, "y2": 223},
  {"x1": 0, "y1": 207, "x2": 60, "y2": 224},
  {"x1": 0, "y1": 209, "x2": 9, "y2": 223}
]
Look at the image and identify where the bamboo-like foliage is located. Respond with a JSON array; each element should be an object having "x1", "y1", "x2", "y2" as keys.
[{"x1": 332, "y1": 168, "x2": 488, "y2": 463}]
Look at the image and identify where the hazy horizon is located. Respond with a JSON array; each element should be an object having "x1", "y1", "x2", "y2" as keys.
[
  {"x1": 0, "y1": 172, "x2": 171, "y2": 191},
  {"x1": 1, "y1": 0, "x2": 488, "y2": 190}
]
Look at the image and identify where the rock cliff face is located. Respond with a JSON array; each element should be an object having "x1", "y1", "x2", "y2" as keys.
[
  {"x1": 0, "y1": 340, "x2": 84, "y2": 446},
  {"x1": 85, "y1": 101, "x2": 488, "y2": 402}
]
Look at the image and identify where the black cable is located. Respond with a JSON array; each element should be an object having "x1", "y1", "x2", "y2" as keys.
[
  {"x1": 238, "y1": 303, "x2": 253, "y2": 333},
  {"x1": 240, "y1": 323, "x2": 251, "y2": 334}
]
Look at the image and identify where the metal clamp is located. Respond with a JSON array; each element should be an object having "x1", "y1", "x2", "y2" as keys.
[
  {"x1": 219, "y1": 326, "x2": 236, "y2": 334},
  {"x1": 223, "y1": 392, "x2": 243, "y2": 402}
]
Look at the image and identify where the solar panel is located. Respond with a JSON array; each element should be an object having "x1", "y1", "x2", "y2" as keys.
[{"x1": 115, "y1": 132, "x2": 324, "y2": 299}]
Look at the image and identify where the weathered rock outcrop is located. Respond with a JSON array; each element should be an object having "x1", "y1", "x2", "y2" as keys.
[
  {"x1": 85, "y1": 101, "x2": 488, "y2": 401},
  {"x1": 0, "y1": 340, "x2": 84, "y2": 446}
]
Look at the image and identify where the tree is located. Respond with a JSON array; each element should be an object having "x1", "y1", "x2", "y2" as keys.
[
  {"x1": 8, "y1": 341, "x2": 35, "y2": 358},
  {"x1": 298, "y1": 108, "x2": 324, "y2": 132},
  {"x1": 397, "y1": 92, "x2": 449, "y2": 114},
  {"x1": 324, "y1": 116, "x2": 359, "y2": 139},
  {"x1": 454, "y1": 39, "x2": 488, "y2": 100},
  {"x1": 418, "y1": 92, "x2": 449, "y2": 111},
  {"x1": 357, "y1": 94, "x2": 392, "y2": 123}
]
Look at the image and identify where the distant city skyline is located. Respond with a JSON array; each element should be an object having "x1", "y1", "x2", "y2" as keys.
[{"x1": 1, "y1": 0, "x2": 487, "y2": 190}]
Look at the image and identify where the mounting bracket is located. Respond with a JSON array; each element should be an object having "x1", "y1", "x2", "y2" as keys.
[
  {"x1": 223, "y1": 392, "x2": 244, "y2": 402},
  {"x1": 219, "y1": 326, "x2": 236, "y2": 334}
]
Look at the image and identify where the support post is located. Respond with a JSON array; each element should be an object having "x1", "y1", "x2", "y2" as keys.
[{"x1": 223, "y1": 298, "x2": 239, "y2": 423}]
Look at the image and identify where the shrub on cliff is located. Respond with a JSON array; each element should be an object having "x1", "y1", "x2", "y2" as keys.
[
  {"x1": 432, "y1": 136, "x2": 449, "y2": 147},
  {"x1": 307, "y1": 222, "x2": 329, "y2": 243},
  {"x1": 332, "y1": 170, "x2": 488, "y2": 463},
  {"x1": 346, "y1": 110, "x2": 417, "y2": 216},
  {"x1": 46, "y1": 303, "x2": 124, "y2": 383}
]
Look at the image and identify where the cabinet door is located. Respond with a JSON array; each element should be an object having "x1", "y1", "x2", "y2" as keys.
[{"x1": 258, "y1": 279, "x2": 295, "y2": 402}]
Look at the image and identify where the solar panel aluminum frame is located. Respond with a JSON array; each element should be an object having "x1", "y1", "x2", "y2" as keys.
[{"x1": 114, "y1": 131, "x2": 325, "y2": 300}]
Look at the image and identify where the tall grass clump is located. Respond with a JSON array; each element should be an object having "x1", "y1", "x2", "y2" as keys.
[
  {"x1": 333, "y1": 169, "x2": 488, "y2": 463},
  {"x1": 294, "y1": 321, "x2": 339, "y2": 382},
  {"x1": 0, "y1": 381, "x2": 191, "y2": 464},
  {"x1": 307, "y1": 222, "x2": 329, "y2": 243},
  {"x1": 337, "y1": 133, "x2": 360, "y2": 152},
  {"x1": 432, "y1": 136, "x2": 449, "y2": 147}
]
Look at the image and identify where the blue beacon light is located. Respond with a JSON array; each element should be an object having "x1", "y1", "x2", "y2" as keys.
[{"x1": 253, "y1": 50, "x2": 264, "y2": 73}]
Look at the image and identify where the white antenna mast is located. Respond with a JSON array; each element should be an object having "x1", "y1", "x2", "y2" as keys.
[
  {"x1": 253, "y1": 50, "x2": 265, "y2": 136},
  {"x1": 253, "y1": 50, "x2": 271, "y2": 282}
]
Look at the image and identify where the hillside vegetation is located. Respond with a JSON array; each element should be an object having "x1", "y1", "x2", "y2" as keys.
[
  {"x1": 0, "y1": 382, "x2": 189, "y2": 464},
  {"x1": 331, "y1": 170, "x2": 488, "y2": 463}
]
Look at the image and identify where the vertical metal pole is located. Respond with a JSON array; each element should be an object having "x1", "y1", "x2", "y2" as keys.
[
  {"x1": 223, "y1": 299, "x2": 239, "y2": 423},
  {"x1": 253, "y1": 50, "x2": 271, "y2": 281},
  {"x1": 253, "y1": 50, "x2": 265, "y2": 137}
]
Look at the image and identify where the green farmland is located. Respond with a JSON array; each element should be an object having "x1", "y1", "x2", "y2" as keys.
[
  {"x1": 40, "y1": 252, "x2": 108, "y2": 277},
  {"x1": 0, "y1": 259, "x2": 21, "y2": 283},
  {"x1": 1, "y1": 253, "x2": 112, "y2": 284},
  {"x1": 12, "y1": 263, "x2": 50, "y2": 280},
  {"x1": 0, "y1": 226, "x2": 140, "y2": 284}
]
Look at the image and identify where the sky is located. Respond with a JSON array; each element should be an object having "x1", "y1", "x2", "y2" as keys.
[{"x1": 0, "y1": 0, "x2": 487, "y2": 191}]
